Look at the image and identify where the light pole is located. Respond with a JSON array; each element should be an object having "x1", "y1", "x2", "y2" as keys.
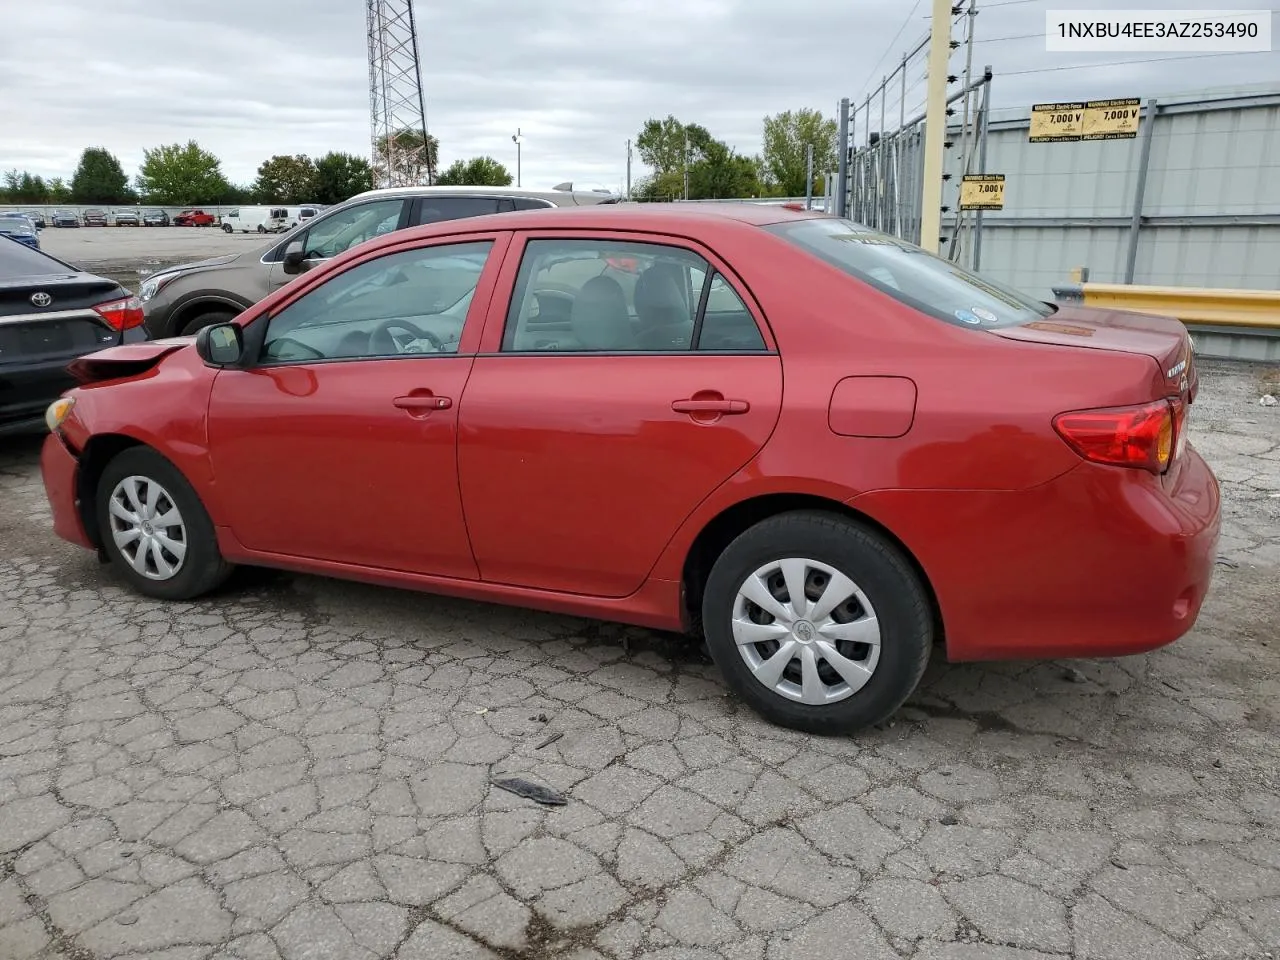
[{"x1": 511, "y1": 128, "x2": 523, "y2": 187}]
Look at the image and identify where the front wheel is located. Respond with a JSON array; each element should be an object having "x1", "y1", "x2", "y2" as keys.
[
  {"x1": 96, "y1": 447, "x2": 233, "y2": 601},
  {"x1": 222, "y1": 223, "x2": 232, "y2": 233},
  {"x1": 179, "y1": 310, "x2": 235, "y2": 337},
  {"x1": 702, "y1": 510, "x2": 933, "y2": 735}
]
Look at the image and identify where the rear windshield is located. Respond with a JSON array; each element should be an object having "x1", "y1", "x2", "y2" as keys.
[
  {"x1": 0, "y1": 236, "x2": 71, "y2": 278},
  {"x1": 765, "y1": 217, "x2": 1054, "y2": 329}
]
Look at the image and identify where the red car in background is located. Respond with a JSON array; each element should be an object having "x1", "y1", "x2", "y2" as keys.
[
  {"x1": 38, "y1": 204, "x2": 1219, "y2": 734},
  {"x1": 173, "y1": 209, "x2": 215, "y2": 227}
]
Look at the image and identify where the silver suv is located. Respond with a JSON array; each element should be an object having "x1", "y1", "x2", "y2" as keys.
[{"x1": 139, "y1": 184, "x2": 618, "y2": 338}]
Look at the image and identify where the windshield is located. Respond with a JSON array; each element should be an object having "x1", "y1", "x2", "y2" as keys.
[
  {"x1": 765, "y1": 217, "x2": 1053, "y2": 329},
  {"x1": 0, "y1": 220, "x2": 35, "y2": 236}
]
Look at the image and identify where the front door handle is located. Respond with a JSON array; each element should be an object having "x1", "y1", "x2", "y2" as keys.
[
  {"x1": 672, "y1": 398, "x2": 750, "y2": 415},
  {"x1": 393, "y1": 393, "x2": 452, "y2": 412}
]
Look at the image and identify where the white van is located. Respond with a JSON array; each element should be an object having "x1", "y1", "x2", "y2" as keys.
[
  {"x1": 221, "y1": 206, "x2": 290, "y2": 234},
  {"x1": 280, "y1": 205, "x2": 323, "y2": 230}
]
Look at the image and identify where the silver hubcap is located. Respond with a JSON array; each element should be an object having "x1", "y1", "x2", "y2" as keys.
[
  {"x1": 732, "y1": 557, "x2": 881, "y2": 705},
  {"x1": 108, "y1": 476, "x2": 187, "y2": 581}
]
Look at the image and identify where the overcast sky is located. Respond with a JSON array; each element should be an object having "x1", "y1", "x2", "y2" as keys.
[{"x1": 4, "y1": 0, "x2": 1277, "y2": 192}]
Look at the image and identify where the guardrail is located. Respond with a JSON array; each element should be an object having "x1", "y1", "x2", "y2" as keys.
[{"x1": 1051, "y1": 282, "x2": 1280, "y2": 362}]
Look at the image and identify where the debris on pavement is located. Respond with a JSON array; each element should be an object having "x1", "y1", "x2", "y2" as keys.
[
  {"x1": 492, "y1": 776, "x2": 569, "y2": 806},
  {"x1": 1259, "y1": 394, "x2": 1277, "y2": 406},
  {"x1": 535, "y1": 731, "x2": 564, "y2": 750},
  {"x1": 1062, "y1": 667, "x2": 1088, "y2": 683}
]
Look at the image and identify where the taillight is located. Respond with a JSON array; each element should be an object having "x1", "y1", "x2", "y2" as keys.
[
  {"x1": 1053, "y1": 399, "x2": 1177, "y2": 474},
  {"x1": 93, "y1": 295, "x2": 145, "y2": 331}
]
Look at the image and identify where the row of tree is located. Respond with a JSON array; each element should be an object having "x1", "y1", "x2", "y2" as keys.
[
  {"x1": 632, "y1": 109, "x2": 837, "y2": 201},
  {"x1": 1, "y1": 109, "x2": 833, "y2": 208}
]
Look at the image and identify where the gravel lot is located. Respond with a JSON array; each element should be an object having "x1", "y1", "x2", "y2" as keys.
[
  {"x1": 37, "y1": 226, "x2": 268, "y2": 292},
  {"x1": 0, "y1": 359, "x2": 1278, "y2": 960}
]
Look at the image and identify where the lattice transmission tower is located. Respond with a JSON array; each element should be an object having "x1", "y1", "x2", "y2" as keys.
[{"x1": 366, "y1": 0, "x2": 433, "y2": 187}]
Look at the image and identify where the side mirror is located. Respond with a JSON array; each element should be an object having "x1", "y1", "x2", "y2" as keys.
[
  {"x1": 195, "y1": 322, "x2": 244, "y2": 366},
  {"x1": 282, "y1": 240, "x2": 306, "y2": 275}
]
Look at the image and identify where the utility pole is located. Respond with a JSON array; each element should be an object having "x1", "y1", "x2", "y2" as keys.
[
  {"x1": 835, "y1": 97, "x2": 850, "y2": 218},
  {"x1": 683, "y1": 131, "x2": 690, "y2": 200},
  {"x1": 804, "y1": 142, "x2": 814, "y2": 209},
  {"x1": 919, "y1": 0, "x2": 953, "y2": 254},
  {"x1": 625, "y1": 139, "x2": 632, "y2": 200},
  {"x1": 511, "y1": 128, "x2": 523, "y2": 187}
]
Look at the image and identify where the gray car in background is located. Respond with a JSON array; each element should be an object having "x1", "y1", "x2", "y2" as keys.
[{"x1": 139, "y1": 184, "x2": 619, "y2": 338}]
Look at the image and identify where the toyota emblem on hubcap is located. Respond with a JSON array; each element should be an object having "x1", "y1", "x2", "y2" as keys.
[
  {"x1": 794, "y1": 620, "x2": 815, "y2": 642},
  {"x1": 30, "y1": 292, "x2": 52, "y2": 307}
]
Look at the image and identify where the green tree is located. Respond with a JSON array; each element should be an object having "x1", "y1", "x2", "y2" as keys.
[
  {"x1": 46, "y1": 177, "x2": 72, "y2": 203},
  {"x1": 253, "y1": 154, "x2": 317, "y2": 203},
  {"x1": 2, "y1": 170, "x2": 52, "y2": 203},
  {"x1": 688, "y1": 141, "x2": 763, "y2": 199},
  {"x1": 134, "y1": 141, "x2": 230, "y2": 204},
  {"x1": 435, "y1": 155, "x2": 513, "y2": 187},
  {"x1": 70, "y1": 147, "x2": 132, "y2": 203},
  {"x1": 762, "y1": 108, "x2": 837, "y2": 197},
  {"x1": 312, "y1": 152, "x2": 375, "y2": 205},
  {"x1": 635, "y1": 116, "x2": 713, "y2": 178},
  {"x1": 373, "y1": 128, "x2": 438, "y2": 185}
]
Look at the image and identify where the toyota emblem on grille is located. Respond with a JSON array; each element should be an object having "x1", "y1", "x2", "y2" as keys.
[{"x1": 30, "y1": 292, "x2": 53, "y2": 307}]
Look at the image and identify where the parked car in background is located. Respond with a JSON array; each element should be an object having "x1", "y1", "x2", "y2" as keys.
[
  {"x1": 0, "y1": 237, "x2": 145, "y2": 436},
  {"x1": 142, "y1": 209, "x2": 170, "y2": 227},
  {"x1": 23, "y1": 210, "x2": 46, "y2": 228},
  {"x1": 221, "y1": 206, "x2": 289, "y2": 234},
  {"x1": 41, "y1": 203, "x2": 1218, "y2": 734},
  {"x1": 140, "y1": 184, "x2": 620, "y2": 337},
  {"x1": 0, "y1": 215, "x2": 41, "y2": 250},
  {"x1": 173, "y1": 209, "x2": 215, "y2": 227},
  {"x1": 51, "y1": 209, "x2": 80, "y2": 228},
  {"x1": 111, "y1": 209, "x2": 141, "y2": 227},
  {"x1": 82, "y1": 209, "x2": 109, "y2": 227}
]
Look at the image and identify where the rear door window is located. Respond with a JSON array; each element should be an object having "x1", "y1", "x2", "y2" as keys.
[
  {"x1": 412, "y1": 197, "x2": 501, "y2": 225},
  {"x1": 765, "y1": 217, "x2": 1054, "y2": 329}
]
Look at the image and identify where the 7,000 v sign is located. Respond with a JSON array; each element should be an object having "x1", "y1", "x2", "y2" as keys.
[{"x1": 1029, "y1": 98, "x2": 1143, "y2": 142}]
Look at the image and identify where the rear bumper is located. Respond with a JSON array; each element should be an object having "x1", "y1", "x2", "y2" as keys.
[
  {"x1": 1, "y1": 328, "x2": 146, "y2": 434},
  {"x1": 41, "y1": 432, "x2": 93, "y2": 549},
  {"x1": 851, "y1": 447, "x2": 1221, "y2": 662}
]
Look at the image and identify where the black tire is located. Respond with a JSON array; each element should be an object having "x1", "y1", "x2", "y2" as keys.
[
  {"x1": 179, "y1": 310, "x2": 235, "y2": 337},
  {"x1": 96, "y1": 446, "x2": 232, "y2": 601},
  {"x1": 222, "y1": 223, "x2": 232, "y2": 233},
  {"x1": 701, "y1": 510, "x2": 933, "y2": 735}
]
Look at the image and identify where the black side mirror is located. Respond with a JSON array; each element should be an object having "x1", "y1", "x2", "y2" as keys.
[
  {"x1": 282, "y1": 239, "x2": 307, "y2": 275},
  {"x1": 195, "y1": 322, "x2": 244, "y2": 366}
]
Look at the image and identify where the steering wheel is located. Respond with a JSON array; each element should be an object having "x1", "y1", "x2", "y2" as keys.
[{"x1": 370, "y1": 318, "x2": 446, "y2": 356}]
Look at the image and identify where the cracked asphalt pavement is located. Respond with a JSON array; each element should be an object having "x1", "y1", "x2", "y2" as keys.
[{"x1": 1, "y1": 359, "x2": 1278, "y2": 960}]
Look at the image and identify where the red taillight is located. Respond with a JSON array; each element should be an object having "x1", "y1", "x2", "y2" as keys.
[
  {"x1": 93, "y1": 295, "x2": 145, "y2": 331},
  {"x1": 1053, "y1": 399, "x2": 1176, "y2": 474}
]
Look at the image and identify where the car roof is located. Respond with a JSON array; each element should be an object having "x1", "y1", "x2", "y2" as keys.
[
  {"x1": 410, "y1": 201, "x2": 831, "y2": 233},
  {"x1": 346, "y1": 184, "x2": 616, "y2": 204}
]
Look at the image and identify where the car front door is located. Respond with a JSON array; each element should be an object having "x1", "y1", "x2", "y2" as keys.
[
  {"x1": 265, "y1": 197, "x2": 410, "y2": 292},
  {"x1": 456, "y1": 232, "x2": 784, "y2": 597},
  {"x1": 208, "y1": 232, "x2": 509, "y2": 578}
]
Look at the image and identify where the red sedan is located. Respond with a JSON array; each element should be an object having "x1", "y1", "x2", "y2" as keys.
[{"x1": 39, "y1": 204, "x2": 1220, "y2": 734}]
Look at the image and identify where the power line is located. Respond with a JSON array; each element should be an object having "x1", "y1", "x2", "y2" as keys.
[
  {"x1": 1002, "y1": 49, "x2": 1277, "y2": 76},
  {"x1": 980, "y1": 0, "x2": 1043, "y2": 7},
  {"x1": 855, "y1": 0, "x2": 925, "y2": 101},
  {"x1": 976, "y1": 32, "x2": 1044, "y2": 43}
]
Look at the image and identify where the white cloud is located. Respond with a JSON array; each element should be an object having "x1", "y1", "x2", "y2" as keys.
[{"x1": 2, "y1": 0, "x2": 1275, "y2": 191}]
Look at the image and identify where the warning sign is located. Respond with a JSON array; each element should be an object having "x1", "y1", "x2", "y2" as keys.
[
  {"x1": 1082, "y1": 98, "x2": 1142, "y2": 140},
  {"x1": 1030, "y1": 102, "x2": 1086, "y2": 142},
  {"x1": 1031, "y1": 98, "x2": 1142, "y2": 142},
  {"x1": 959, "y1": 174, "x2": 1005, "y2": 210}
]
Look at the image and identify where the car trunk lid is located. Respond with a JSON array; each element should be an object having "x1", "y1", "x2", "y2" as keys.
[
  {"x1": 0, "y1": 274, "x2": 128, "y2": 367},
  {"x1": 992, "y1": 304, "x2": 1196, "y2": 401}
]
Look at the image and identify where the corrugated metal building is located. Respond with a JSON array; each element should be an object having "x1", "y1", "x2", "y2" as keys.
[{"x1": 943, "y1": 82, "x2": 1280, "y2": 298}]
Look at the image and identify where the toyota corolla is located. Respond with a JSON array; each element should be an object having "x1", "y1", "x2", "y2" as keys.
[{"x1": 38, "y1": 204, "x2": 1219, "y2": 734}]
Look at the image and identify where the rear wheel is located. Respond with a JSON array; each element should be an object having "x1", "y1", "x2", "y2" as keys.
[
  {"x1": 179, "y1": 310, "x2": 235, "y2": 337},
  {"x1": 96, "y1": 447, "x2": 232, "y2": 601},
  {"x1": 701, "y1": 510, "x2": 933, "y2": 735}
]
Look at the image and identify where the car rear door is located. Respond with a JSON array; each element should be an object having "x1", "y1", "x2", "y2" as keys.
[{"x1": 456, "y1": 231, "x2": 783, "y2": 598}]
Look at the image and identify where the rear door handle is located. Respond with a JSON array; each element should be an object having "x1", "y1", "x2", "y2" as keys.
[
  {"x1": 672, "y1": 398, "x2": 750, "y2": 415},
  {"x1": 393, "y1": 394, "x2": 452, "y2": 411}
]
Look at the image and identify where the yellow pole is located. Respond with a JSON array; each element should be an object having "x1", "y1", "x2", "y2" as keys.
[{"x1": 919, "y1": 0, "x2": 953, "y2": 254}]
